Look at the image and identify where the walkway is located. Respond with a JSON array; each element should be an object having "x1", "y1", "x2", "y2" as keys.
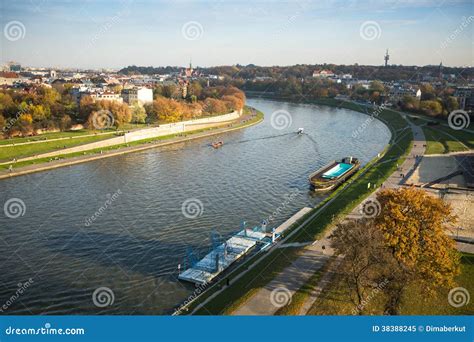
[{"x1": 230, "y1": 115, "x2": 426, "y2": 315}]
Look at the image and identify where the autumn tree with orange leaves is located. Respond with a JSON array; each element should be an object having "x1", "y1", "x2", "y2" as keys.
[{"x1": 331, "y1": 187, "x2": 460, "y2": 315}]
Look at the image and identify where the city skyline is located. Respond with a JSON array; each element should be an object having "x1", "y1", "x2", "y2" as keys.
[{"x1": 1, "y1": 0, "x2": 473, "y2": 69}]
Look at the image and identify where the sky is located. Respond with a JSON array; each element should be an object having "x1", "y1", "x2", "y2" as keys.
[{"x1": 0, "y1": 0, "x2": 473, "y2": 69}]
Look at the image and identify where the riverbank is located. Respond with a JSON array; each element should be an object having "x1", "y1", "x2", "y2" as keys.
[
  {"x1": 0, "y1": 107, "x2": 263, "y2": 180},
  {"x1": 175, "y1": 96, "x2": 413, "y2": 315}
]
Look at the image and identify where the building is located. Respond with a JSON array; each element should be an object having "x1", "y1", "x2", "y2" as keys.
[
  {"x1": 312, "y1": 70, "x2": 335, "y2": 78},
  {"x1": 454, "y1": 87, "x2": 474, "y2": 112},
  {"x1": 0, "y1": 71, "x2": 21, "y2": 85},
  {"x1": 89, "y1": 91, "x2": 123, "y2": 103},
  {"x1": 388, "y1": 85, "x2": 421, "y2": 103},
  {"x1": 121, "y1": 87, "x2": 153, "y2": 105}
]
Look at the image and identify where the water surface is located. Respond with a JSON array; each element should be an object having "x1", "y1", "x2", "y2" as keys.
[{"x1": 0, "y1": 98, "x2": 391, "y2": 314}]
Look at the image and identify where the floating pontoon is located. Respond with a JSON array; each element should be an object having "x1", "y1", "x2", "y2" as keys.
[{"x1": 309, "y1": 157, "x2": 360, "y2": 192}]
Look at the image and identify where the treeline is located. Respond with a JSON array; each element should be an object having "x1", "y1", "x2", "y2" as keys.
[
  {"x1": 119, "y1": 65, "x2": 181, "y2": 75},
  {"x1": 0, "y1": 87, "x2": 78, "y2": 137},
  {"x1": 144, "y1": 85, "x2": 245, "y2": 123},
  {"x1": 0, "y1": 85, "x2": 245, "y2": 138},
  {"x1": 398, "y1": 84, "x2": 459, "y2": 118},
  {"x1": 119, "y1": 64, "x2": 473, "y2": 82},
  {"x1": 239, "y1": 77, "x2": 460, "y2": 118}
]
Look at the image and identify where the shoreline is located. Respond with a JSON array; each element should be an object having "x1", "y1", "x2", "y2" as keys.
[{"x1": 0, "y1": 109, "x2": 263, "y2": 180}]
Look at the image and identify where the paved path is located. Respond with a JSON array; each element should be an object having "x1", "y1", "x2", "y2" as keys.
[
  {"x1": 457, "y1": 242, "x2": 474, "y2": 254},
  {"x1": 0, "y1": 113, "x2": 260, "y2": 180},
  {"x1": 230, "y1": 113, "x2": 427, "y2": 315},
  {"x1": 297, "y1": 255, "x2": 343, "y2": 315},
  {"x1": 231, "y1": 242, "x2": 333, "y2": 315}
]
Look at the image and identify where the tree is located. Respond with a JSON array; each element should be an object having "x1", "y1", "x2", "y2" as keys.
[
  {"x1": 162, "y1": 84, "x2": 178, "y2": 98},
  {"x1": 444, "y1": 96, "x2": 459, "y2": 114},
  {"x1": 204, "y1": 98, "x2": 227, "y2": 115},
  {"x1": 79, "y1": 96, "x2": 98, "y2": 122},
  {"x1": 420, "y1": 83, "x2": 436, "y2": 101},
  {"x1": 97, "y1": 100, "x2": 132, "y2": 128},
  {"x1": 419, "y1": 100, "x2": 443, "y2": 117},
  {"x1": 188, "y1": 82, "x2": 203, "y2": 99},
  {"x1": 221, "y1": 95, "x2": 244, "y2": 112},
  {"x1": 330, "y1": 219, "x2": 389, "y2": 314},
  {"x1": 369, "y1": 81, "x2": 385, "y2": 94},
  {"x1": 0, "y1": 114, "x2": 5, "y2": 132},
  {"x1": 147, "y1": 97, "x2": 184, "y2": 123},
  {"x1": 330, "y1": 188, "x2": 460, "y2": 315},
  {"x1": 374, "y1": 188, "x2": 460, "y2": 315},
  {"x1": 400, "y1": 95, "x2": 419, "y2": 111},
  {"x1": 131, "y1": 104, "x2": 147, "y2": 124},
  {"x1": 58, "y1": 115, "x2": 72, "y2": 131}
]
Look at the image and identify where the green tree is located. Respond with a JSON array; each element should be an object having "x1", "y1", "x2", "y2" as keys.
[
  {"x1": 419, "y1": 100, "x2": 443, "y2": 117},
  {"x1": 400, "y1": 95, "x2": 419, "y2": 111},
  {"x1": 131, "y1": 104, "x2": 147, "y2": 124}
]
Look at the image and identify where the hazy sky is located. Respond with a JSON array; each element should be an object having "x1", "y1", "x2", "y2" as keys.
[{"x1": 1, "y1": 0, "x2": 473, "y2": 69}]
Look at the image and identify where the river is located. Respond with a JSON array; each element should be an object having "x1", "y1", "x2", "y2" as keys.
[{"x1": 0, "y1": 98, "x2": 391, "y2": 314}]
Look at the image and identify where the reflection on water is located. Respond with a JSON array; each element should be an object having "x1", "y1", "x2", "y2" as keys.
[{"x1": 0, "y1": 98, "x2": 391, "y2": 314}]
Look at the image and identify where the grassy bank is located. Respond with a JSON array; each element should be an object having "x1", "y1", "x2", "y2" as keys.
[
  {"x1": 0, "y1": 107, "x2": 263, "y2": 172},
  {"x1": 187, "y1": 98, "x2": 413, "y2": 315},
  {"x1": 0, "y1": 133, "x2": 120, "y2": 162},
  {"x1": 307, "y1": 253, "x2": 474, "y2": 315}
]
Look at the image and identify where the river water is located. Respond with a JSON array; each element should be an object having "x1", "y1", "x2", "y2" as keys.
[{"x1": 0, "y1": 98, "x2": 391, "y2": 314}]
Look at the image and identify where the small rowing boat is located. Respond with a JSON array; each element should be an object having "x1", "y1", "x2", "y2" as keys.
[{"x1": 211, "y1": 141, "x2": 224, "y2": 149}]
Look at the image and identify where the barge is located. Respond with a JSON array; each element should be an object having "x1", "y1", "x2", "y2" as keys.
[{"x1": 309, "y1": 157, "x2": 360, "y2": 192}]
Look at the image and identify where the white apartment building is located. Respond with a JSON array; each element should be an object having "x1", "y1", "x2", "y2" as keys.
[{"x1": 121, "y1": 87, "x2": 153, "y2": 105}]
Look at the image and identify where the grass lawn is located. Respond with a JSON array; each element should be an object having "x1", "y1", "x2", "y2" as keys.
[
  {"x1": 422, "y1": 126, "x2": 469, "y2": 155},
  {"x1": 188, "y1": 99, "x2": 413, "y2": 315},
  {"x1": 307, "y1": 253, "x2": 474, "y2": 315},
  {"x1": 0, "y1": 134, "x2": 120, "y2": 162},
  {"x1": 0, "y1": 129, "x2": 121, "y2": 145}
]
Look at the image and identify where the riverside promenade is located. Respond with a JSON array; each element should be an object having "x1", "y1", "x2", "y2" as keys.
[
  {"x1": 230, "y1": 115, "x2": 426, "y2": 315},
  {"x1": 0, "y1": 110, "x2": 261, "y2": 180}
]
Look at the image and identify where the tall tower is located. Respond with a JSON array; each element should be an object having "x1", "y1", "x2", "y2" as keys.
[{"x1": 384, "y1": 49, "x2": 390, "y2": 67}]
